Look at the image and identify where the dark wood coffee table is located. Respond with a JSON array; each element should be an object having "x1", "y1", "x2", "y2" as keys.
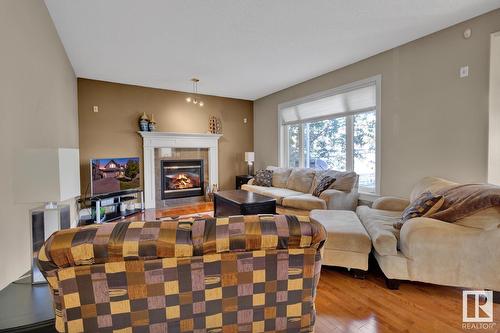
[{"x1": 213, "y1": 190, "x2": 276, "y2": 217}]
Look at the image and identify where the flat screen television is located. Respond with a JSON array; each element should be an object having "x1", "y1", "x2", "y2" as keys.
[{"x1": 91, "y1": 157, "x2": 140, "y2": 196}]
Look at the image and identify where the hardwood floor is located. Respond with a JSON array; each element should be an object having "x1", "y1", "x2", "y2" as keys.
[
  {"x1": 124, "y1": 202, "x2": 214, "y2": 221},
  {"x1": 315, "y1": 266, "x2": 499, "y2": 333},
  {"x1": 125, "y1": 206, "x2": 499, "y2": 333}
]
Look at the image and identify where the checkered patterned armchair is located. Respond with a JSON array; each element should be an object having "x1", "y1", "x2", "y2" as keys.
[{"x1": 37, "y1": 215, "x2": 326, "y2": 332}]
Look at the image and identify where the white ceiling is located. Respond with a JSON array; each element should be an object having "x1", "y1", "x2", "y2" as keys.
[{"x1": 45, "y1": 0, "x2": 500, "y2": 100}]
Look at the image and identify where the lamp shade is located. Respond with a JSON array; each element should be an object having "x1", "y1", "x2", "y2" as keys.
[
  {"x1": 14, "y1": 148, "x2": 81, "y2": 203},
  {"x1": 244, "y1": 152, "x2": 255, "y2": 163}
]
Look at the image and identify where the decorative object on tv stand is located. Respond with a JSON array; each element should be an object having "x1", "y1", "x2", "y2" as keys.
[
  {"x1": 208, "y1": 115, "x2": 222, "y2": 134},
  {"x1": 245, "y1": 152, "x2": 255, "y2": 176},
  {"x1": 14, "y1": 148, "x2": 80, "y2": 284},
  {"x1": 148, "y1": 114, "x2": 157, "y2": 131},
  {"x1": 185, "y1": 78, "x2": 204, "y2": 107},
  {"x1": 139, "y1": 112, "x2": 149, "y2": 131}
]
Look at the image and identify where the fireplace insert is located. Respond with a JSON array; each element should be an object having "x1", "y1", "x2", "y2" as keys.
[{"x1": 161, "y1": 159, "x2": 204, "y2": 199}]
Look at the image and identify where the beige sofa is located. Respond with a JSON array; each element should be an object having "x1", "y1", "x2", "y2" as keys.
[
  {"x1": 242, "y1": 166, "x2": 359, "y2": 211},
  {"x1": 357, "y1": 177, "x2": 500, "y2": 292}
]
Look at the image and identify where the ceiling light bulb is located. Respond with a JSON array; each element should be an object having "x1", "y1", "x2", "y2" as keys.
[
  {"x1": 199, "y1": 101, "x2": 204, "y2": 107},
  {"x1": 193, "y1": 99, "x2": 198, "y2": 105},
  {"x1": 186, "y1": 97, "x2": 192, "y2": 103}
]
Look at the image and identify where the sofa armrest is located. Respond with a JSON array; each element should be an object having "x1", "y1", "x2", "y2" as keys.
[
  {"x1": 399, "y1": 217, "x2": 500, "y2": 289},
  {"x1": 372, "y1": 196, "x2": 410, "y2": 211},
  {"x1": 37, "y1": 220, "x2": 195, "y2": 276},
  {"x1": 320, "y1": 189, "x2": 359, "y2": 211}
]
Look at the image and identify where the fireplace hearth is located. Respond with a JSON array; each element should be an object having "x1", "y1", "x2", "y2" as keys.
[{"x1": 161, "y1": 159, "x2": 204, "y2": 199}]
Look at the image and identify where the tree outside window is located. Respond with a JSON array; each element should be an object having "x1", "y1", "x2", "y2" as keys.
[{"x1": 286, "y1": 111, "x2": 376, "y2": 193}]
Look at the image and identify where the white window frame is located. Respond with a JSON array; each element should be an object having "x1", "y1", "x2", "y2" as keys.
[{"x1": 277, "y1": 75, "x2": 381, "y2": 195}]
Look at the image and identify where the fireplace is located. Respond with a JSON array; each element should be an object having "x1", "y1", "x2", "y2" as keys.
[
  {"x1": 139, "y1": 131, "x2": 221, "y2": 209},
  {"x1": 161, "y1": 159, "x2": 204, "y2": 199}
]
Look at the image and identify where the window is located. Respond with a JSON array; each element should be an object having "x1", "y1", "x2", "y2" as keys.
[{"x1": 279, "y1": 76, "x2": 380, "y2": 193}]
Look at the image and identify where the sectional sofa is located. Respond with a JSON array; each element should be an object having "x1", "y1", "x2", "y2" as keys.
[{"x1": 357, "y1": 177, "x2": 500, "y2": 291}]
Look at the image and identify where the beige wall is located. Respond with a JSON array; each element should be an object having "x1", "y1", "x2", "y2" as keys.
[
  {"x1": 254, "y1": 9, "x2": 500, "y2": 198},
  {"x1": 488, "y1": 32, "x2": 500, "y2": 185},
  {"x1": 78, "y1": 79, "x2": 253, "y2": 193},
  {"x1": 0, "y1": 0, "x2": 78, "y2": 289}
]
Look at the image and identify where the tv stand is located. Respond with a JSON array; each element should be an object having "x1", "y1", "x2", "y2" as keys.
[{"x1": 79, "y1": 189, "x2": 144, "y2": 224}]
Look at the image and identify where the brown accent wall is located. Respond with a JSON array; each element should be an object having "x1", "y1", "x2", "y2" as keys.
[{"x1": 78, "y1": 79, "x2": 253, "y2": 194}]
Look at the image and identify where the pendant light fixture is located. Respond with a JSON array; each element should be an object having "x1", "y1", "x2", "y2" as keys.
[{"x1": 185, "y1": 78, "x2": 204, "y2": 107}]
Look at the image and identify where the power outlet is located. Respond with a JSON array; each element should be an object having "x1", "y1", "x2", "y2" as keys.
[
  {"x1": 93, "y1": 106, "x2": 99, "y2": 113},
  {"x1": 460, "y1": 66, "x2": 469, "y2": 78}
]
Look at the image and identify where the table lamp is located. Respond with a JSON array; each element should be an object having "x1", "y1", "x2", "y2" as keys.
[
  {"x1": 14, "y1": 148, "x2": 80, "y2": 283},
  {"x1": 245, "y1": 152, "x2": 255, "y2": 176}
]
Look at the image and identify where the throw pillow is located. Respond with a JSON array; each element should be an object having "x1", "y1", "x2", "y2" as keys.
[
  {"x1": 309, "y1": 170, "x2": 326, "y2": 192},
  {"x1": 393, "y1": 191, "x2": 444, "y2": 230},
  {"x1": 253, "y1": 169, "x2": 273, "y2": 187},
  {"x1": 312, "y1": 176, "x2": 336, "y2": 197}
]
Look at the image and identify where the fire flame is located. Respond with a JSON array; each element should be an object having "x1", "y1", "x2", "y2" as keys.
[{"x1": 173, "y1": 173, "x2": 193, "y2": 189}]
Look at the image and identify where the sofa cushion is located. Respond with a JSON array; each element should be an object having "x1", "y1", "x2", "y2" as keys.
[
  {"x1": 282, "y1": 194, "x2": 327, "y2": 210},
  {"x1": 241, "y1": 184, "x2": 270, "y2": 197},
  {"x1": 286, "y1": 168, "x2": 316, "y2": 193},
  {"x1": 356, "y1": 205, "x2": 400, "y2": 256},
  {"x1": 241, "y1": 184, "x2": 303, "y2": 205},
  {"x1": 311, "y1": 170, "x2": 357, "y2": 193},
  {"x1": 310, "y1": 210, "x2": 371, "y2": 254},
  {"x1": 267, "y1": 166, "x2": 292, "y2": 188},
  {"x1": 254, "y1": 169, "x2": 273, "y2": 187}
]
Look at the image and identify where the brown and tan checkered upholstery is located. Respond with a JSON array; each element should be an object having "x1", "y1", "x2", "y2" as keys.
[{"x1": 37, "y1": 215, "x2": 326, "y2": 332}]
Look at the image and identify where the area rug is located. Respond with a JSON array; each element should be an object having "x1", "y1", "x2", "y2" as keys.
[{"x1": 156, "y1": 211, "x2": 214, "y2": 221}]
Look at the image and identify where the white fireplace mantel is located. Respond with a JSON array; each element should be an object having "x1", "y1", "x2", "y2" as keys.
[{"x1": 138, "y1": 131, "x2": 222, "y2": 209}]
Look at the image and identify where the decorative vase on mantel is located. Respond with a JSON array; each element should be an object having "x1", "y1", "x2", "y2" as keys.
[
  {"x1": 148, "y1": 114, "x2": 157, "y2": 131},
  {"x1": 208, "y1": 116, "x2": 222, "y2": 134},
  {"x1": 139, "y1": 112, "x2": 149, "y2": 131}
]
